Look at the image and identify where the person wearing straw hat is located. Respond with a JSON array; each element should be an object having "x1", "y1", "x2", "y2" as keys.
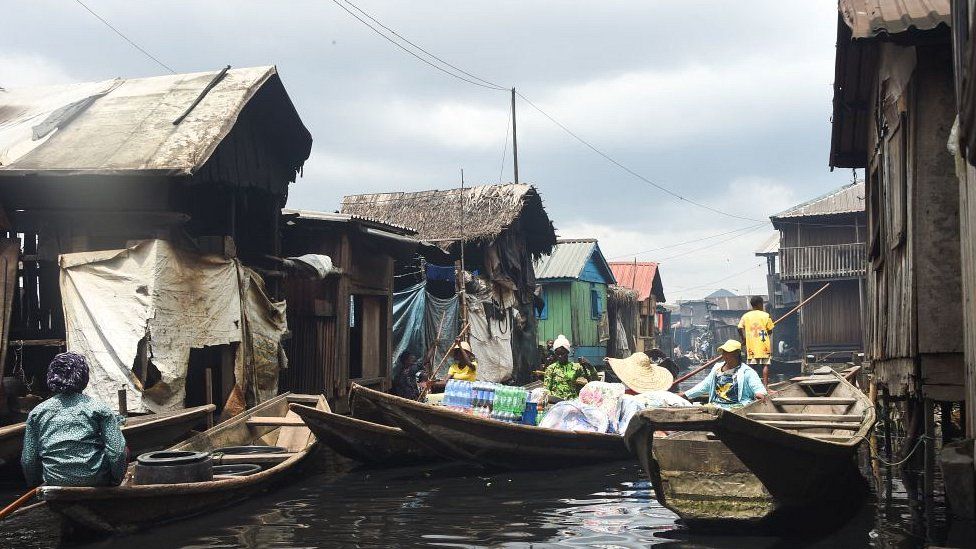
[
  {"x1": 543, "y1": 335, "x2": 597, "y2": 401},
  {"x1": 606, "y1": 352, "x2": 675, "y2": 395},
  {"x1": 428, "y1": 341, "x2": 478, "y2": 393},
  {"x1": 678, "y1": 339, "x2": 767, "y2": 409}
]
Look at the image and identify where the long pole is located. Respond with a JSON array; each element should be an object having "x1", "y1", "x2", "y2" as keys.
[
  {"x1": 459, "y1": 169, "x2": 468, "y2": 330},
  {"x1": 672, "y1": 282, "x2": 832, "y2": 389},
  {"x1": 511, "y1": 87, "x2": 519, "y2": 183}
]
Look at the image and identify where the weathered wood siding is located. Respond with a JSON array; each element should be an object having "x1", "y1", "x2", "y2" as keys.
[
  {"x1": 570, "y1": 280, "x2": 606, "y2": 348},
  {"x1": 799, "y1": 279, "x2": 863, "y2": 351},
  {"x1": 537, "y1": 280, "x2": 607, "y2": 350},
  {"x1": 866, "y1": 42, "x2": 964, "y2": 398}
]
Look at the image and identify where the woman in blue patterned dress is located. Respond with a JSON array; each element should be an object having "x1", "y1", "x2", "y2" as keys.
[{"x1": 21, "y1": 352, "x2": 127, "y2": 487}]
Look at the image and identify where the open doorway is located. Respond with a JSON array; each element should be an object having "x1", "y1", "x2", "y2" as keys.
[
  {"x1": 185, "y1": 343, "x2": 237, "y2": 415},
  {"x1": 348, "y1": 294, "x2": 388, "y2": 388}
]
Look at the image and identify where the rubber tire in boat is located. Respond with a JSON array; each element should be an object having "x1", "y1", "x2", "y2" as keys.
[
  {"x1": 137, "y1": 450, "x2": 210, "y2": 466},
  {"x1": 213, "y1": 463, "x2": 263, "y2": 476},
  {"x1": 215, "y1": 445, "x2": 287, "y2": 455}
]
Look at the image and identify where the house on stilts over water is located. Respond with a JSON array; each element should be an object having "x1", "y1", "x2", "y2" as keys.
[
  {"x1": 0, "y1": 66, "x2": 312, "y2": 418},
  {"x1": 340, "y1": 183, "x2": 556, "y2": 384}
]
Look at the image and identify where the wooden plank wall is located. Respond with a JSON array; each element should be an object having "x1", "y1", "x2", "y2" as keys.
[
  {"x1": 959, "y1": 162, "x2": 976, "y2": 435},
  {"x1": 537, "y1": 282, "x2": 573, "y2": 343},
  {"x1": 799, "y1": 279, "x2": 863, "y2": 350}
]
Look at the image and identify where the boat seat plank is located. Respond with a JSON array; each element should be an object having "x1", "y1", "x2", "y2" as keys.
[
  {"x1": 746, "y1": 413, "x2": 862, "y2": 422},
  {"x1": 770, "y1": 397, "x2": 856, "y2": 405},
  {"x1": 802, "y1": 433, "x2": 856, "y2": 441},
  {"x1": 797, "y1": 379, "x2": 841, "y2": 386},
  {"x1": 213, "y1": 453, "x2": 297, "y2": 465},
  {"x1": 275, "y1": 410, "x2": 313, "y2": 452},
  {"x1": 759, "y1": 420, "x2": 861, "y2": 430},
  {"x1": 287, "y1": 394, "x2": 324, "y2": 405},
  {"x1": 246, "y1": 417, "x2": 306, "y2": 427}
]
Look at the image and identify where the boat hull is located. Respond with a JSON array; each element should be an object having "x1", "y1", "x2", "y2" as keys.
[
  {"x1": 290, "y1": 404, "x2": 440, "y2": 467},
  {"x1": 624, "y1": 372, "x2": 874, "y2": 528},
  {"x1": 352, "y1": 384, "x2": 632, "y2": 470}
]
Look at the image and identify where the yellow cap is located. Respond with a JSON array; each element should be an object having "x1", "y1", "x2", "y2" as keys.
[{"x1": 718, "y1": 339, "x2": 742, "y2": 353}]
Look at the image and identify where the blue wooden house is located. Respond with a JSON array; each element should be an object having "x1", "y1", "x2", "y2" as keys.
[{"x1": 534, "y1": 239, "x2": 616, "y2": 364}]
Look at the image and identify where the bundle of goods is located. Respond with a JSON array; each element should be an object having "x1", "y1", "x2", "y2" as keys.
[{"x1": 442, "y1": 380, "x2": 543, "y2": 425}]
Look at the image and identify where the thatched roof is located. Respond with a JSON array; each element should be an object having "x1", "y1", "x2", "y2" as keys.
[{"x1": 340, "y1": 183, "x2": 556, "y2": 255}]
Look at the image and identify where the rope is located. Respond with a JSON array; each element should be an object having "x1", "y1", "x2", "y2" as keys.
[{"x1": 873, "y1": 434, "x2": 932, "y2": 467}]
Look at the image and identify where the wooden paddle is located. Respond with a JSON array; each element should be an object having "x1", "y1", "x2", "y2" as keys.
[{"x1": 0, "y1": 487, "x2": 37, "y2": 521}]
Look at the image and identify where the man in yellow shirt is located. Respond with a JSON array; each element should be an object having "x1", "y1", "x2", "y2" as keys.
[{"x1": 737, "y1": 296, "x2": 774, "y2": 386}]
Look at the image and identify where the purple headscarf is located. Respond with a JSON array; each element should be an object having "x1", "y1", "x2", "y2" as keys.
[{"x1": 47, "y1": 352, "x2": 90, "y2": 394}]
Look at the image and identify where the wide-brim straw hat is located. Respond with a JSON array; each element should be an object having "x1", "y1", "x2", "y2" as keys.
[
  {"x1": 608, "y1": 352, "x2": 674, "y2": 393},
  {"x1": 451, "y1": 341, "x2": 473, "y2": 353}
]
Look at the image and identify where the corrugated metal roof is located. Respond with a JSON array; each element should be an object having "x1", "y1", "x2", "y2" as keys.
[
  {"x1": 755, "y1": 232, "x2": 780, "y2": 256},
  {"x1": 608, "y1": 261, "x2": 666, "y2": 303},
  {"x1": 771, "y1": 181, "x2": 865, "y2": 220},
  {"x1": 706, "y1": 295, "x2": 756, "y2": 311},
  {"x1": 535, "y1": 239, "x2": 614, "y2": 282},
  {"x1": 840, "y1": 0, "x2": 950, "y2": 39},
  {"x1": 0, "y1": 66, "x2": 311, "y2": 176},
  {"x1": 281, "y1": 209, "x2": 417, "y2": 235}
]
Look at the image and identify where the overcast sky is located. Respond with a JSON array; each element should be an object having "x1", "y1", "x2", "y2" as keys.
[{"x1": 1, "y1": 1, "x2": 856, "y2": 301}]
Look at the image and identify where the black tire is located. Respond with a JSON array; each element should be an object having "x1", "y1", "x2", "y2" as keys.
[{"x1": 136, "y1": 450, "x2": 210, "y2": 466}]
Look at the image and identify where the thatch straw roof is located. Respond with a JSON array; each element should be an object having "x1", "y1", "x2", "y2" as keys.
[{"x1": 340, "y1": 183, "x2": 556, "y2": 255}]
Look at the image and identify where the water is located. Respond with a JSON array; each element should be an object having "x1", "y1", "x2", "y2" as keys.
[{"x1": 0, "y1": 362, "x2": 968, "y2": 548}]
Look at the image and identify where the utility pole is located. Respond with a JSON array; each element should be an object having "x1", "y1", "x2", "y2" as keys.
[{"x1": 511, "y1": 87, "x2": 519, "y2": 183}]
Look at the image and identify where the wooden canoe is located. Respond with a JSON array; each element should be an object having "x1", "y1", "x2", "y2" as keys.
[
  {"x1": 29, "y1": 393, "x2": 324, "y2": 535},
  {"x1": 351, "y1": 384, "x2": 633, "y2": 470},
  {"x1": 624, "y1": 369, "x2": 875, "y2": 527},
  {"x1": 0, "y1": 404, "x2": 216, "y2": 468},
  {"x1": 290, "y1": 404, "x2": 441, "y2": 467}
]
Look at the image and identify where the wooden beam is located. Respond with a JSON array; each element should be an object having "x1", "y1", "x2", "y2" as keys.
[
  {"x1": 747, "y1": 413, "x2": 863, "y2": 422},
  {"x1": 245, "y1": 417, "x2": 306, "y2": 427},
  {"x1": 771, "y1": 397, "x2": 856, "y2": 405},
  {"x1": 213, "y1": 453, "x2": 295, "y2": 465},
  {"x1": 760, "y1": 420, "x2": 861, "y2": 430}
]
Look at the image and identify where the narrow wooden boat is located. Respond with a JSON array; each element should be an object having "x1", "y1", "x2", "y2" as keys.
[
  {"x1": 624, "y1": 369, "x2": 875, "y2": 527},
  {"x1": 0, "y1": 404, "x2": 216, "y2": 468},
  {"x1": 30, "y1": 393, "x2": 324, "y2": 534},
  {"x1": 290, "y1": 404, "x2": 440, "y2": 467},
  {"x1": 351, "y1": 384, "x2": 633, "y2": 470}
]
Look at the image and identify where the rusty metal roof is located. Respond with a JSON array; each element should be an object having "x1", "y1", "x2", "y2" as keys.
[
  {"x1": 771, "y1": 181, "x2": 865, "y2": 220},
  {"x1": 840, "y1": 0, "x2": 950, "y2": 39},
  {"x1": 608, "y1": 261, "x2": 665, "y2": 303},
  {"x1": 0, "y1": 66, "x2": 311, "y2": 177}
]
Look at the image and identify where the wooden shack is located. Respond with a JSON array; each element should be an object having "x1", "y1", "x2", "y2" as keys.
[
  {"x1": 608, "y1": 262, "x2": 666, "y2": 352},
  {"x1": 279, "y1": 210, "x2": 425, "y2": 408},
  {"x1": 770, "y1": 182, "x2": 867, "y2": 364},
  {"x1": 831, "y1": 2, "x2": 963, "y2": 401},
  {"x1": 533, "y1": 239, "x2": 616, "y2": 364},
  {"x1": 0, "y1": 66, "x2": 312, "y2": 414},
  {"x1": 340, "y1": 184, "x2": 556, "y2": 382}
]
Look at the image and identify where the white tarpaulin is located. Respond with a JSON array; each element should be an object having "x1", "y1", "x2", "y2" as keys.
[
  {"x1": 466, "y1": 296, "x2": 514, "y2": 382},
  {"x1": 60, "y1": 239, "x2": 286, "y2": 413}
]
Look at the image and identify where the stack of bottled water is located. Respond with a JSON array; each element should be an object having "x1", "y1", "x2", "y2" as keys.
[
  {"x1": 490, "y1": 386, "x2": 529, "y2": 423},
  {"x1": 470, "y1": 381, "x2": 495, "y2": 418},
  {"x1": 443, "y1": 380, "x2": 474, "y2": 412}
]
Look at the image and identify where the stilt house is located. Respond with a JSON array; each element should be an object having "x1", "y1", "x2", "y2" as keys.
[
  {"x1": 533, "y1": 239, "x2": 616, "y2": 364},
  {"x1": 770, "y1": 182, "x2": 867, "y2": 365},
  {"x1": 608, "y1": 262, "x2": 666, "y2": 352},
  {"x1": 0, "y1": 66, "x2": 312, "y2": 415}
]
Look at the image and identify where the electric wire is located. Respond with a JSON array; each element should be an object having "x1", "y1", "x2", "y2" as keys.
[
  {"x1": 656, "y1": 224, "x2": 767, "y2": 262},
  {"x1": 607, "y1": 223, "x2": 767, "y2": 260},
  {"x1": 329, "y1": 0, "x2": 506, "y2": 91},
  {"x1": 671, "y1": 262, "x2": 764, "y2": 294},
  {"x1": 74, "y1": 0, "x2": 176, "y2": 74},
  {"x1": 498, "y1": 110, "x2": 511, "y2": 183}
]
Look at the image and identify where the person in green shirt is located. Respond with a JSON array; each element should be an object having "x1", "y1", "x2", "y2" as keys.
[
  {"x1": 543, "y1": 335, "x2": 597, "y2": 401},
  {"x1": 22, "y1": 352, "x2": 127, "y2": 487}
]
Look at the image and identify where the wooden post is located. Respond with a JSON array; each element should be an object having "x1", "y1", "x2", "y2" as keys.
[
  {"x1": 511, "y1": 87, "x2": 519, "y2": 184},
  {"x1": 881, "y1": 386, "x2": 893, "y2": 506},
  {"x1": 204, "y1": 368, "x2": 214, "y2": 429},
  {"x1": 117, "y1": 387, "x2": 127, "y2": 417},
  {"x1": 923, "y1": 397, "x2": 935, "y2": 539}
]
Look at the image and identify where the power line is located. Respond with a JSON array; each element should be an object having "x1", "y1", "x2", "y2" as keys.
[
  {"x1": 329, "y1": 0, "x2": 506, "y2": 91},
  {"x1": 74, "y1": 0, "x2": 176, "y2": 74},
  {"x1": 498, "y1": 109, "x2": 511, "y2": 183},
  {"x1": 608, "y1": 223, "x2": 766, "y2": 260},
  {"x1": 672, "y1": 262, "x2": 764, "y2": 294},
  {"x1": 657, "y1": 224, "x2": 766, "y2": 262},
  {"x1": 328, "y1": 0, "x2": 763, "y2": 223},
  {"x1": 338, "y1": 0, "x2": 506, "y2": 90},
  {"x1": 514, "y1": 92, "x2": 764, "y2": 223}
]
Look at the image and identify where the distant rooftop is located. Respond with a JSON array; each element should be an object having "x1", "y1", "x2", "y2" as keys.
[{"x1": 771, "y1": 181, "x2": 864, "y2": 221}]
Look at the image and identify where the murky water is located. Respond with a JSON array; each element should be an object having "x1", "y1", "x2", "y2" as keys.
[{"x1": 0, "y1": 365, "x2": 969, "y2": 548}]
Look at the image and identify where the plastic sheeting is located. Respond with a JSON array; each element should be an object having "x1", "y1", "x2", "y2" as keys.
[
  {"x1": 466, "y1": 295, "x2": 514, "y2": 382},
  {"x1": 60, "y1": 240, "x2": 287, "y2": 413},
  {"x1": 425, "y1": 293, "x2": 459, "y2": 378},
  {"x1": 392, "y1": 282, "x2": 427, "y2": 377}
]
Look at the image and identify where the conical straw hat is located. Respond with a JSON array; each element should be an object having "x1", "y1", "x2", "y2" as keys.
[{"x1": 607, "y1": 352, "x2": 674, "y2": 393}]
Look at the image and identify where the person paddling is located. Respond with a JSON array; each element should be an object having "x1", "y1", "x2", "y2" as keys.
[
  {"x1": 677, "y1": 340, "x2": 767, "y2": 409},
  {"x1": 738, "y1": 295, "x2": 775, "y2": 386}
]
